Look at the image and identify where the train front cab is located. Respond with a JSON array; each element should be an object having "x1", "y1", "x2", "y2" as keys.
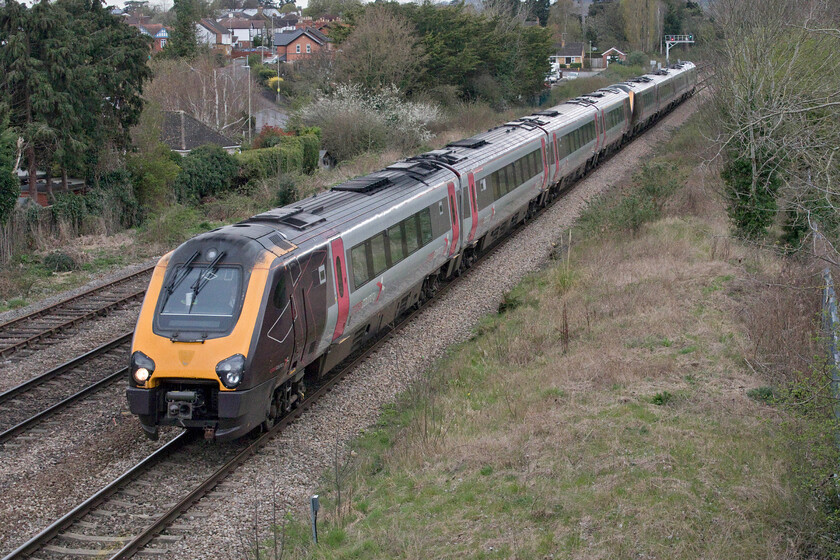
[{"x1": 127, "y1": 244, "x2": 278, "y2": 441}]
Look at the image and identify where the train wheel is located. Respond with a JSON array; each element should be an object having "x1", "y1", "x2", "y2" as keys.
[{"x1": 261, "y1": 389, "x2": 281, "y2": 432}]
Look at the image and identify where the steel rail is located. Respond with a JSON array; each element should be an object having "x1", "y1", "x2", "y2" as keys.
[
  {"x1": 0, "y1": 366, "x2": 128, "y2": 444},
  {"x1": 0, "y1": 266, "x2": 154, "y2": 358},
  {"x1": 0, "y1": 333, "x2": 131, "y2": 406},
  {"x1": 0, "y1": 430, "x2": 193, "y2": 560}
]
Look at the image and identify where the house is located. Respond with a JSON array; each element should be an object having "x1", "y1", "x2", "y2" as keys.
[
  {"x1": 197, "y1": 18, "x2": 233, "y2": 56},
  {"x1": 551, "y1": 41, "x2": 586, "y2": 67},
  {"x1": 219, "y1": 16, "x2": 267, "y2": 48},
  {"x1": 161, "y1": 111, "x2": 240, "y2": 156},
  {"x1": 130, "y1": 23, "x2": 170, "y2": 52},
  {"x1": 601, "y1": 47, "x2": 626, "y2": 65},
  {"x1": 273, "y1": 28, "x2": 330, "y2": 62}
]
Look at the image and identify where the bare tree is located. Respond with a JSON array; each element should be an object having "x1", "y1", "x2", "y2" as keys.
[
  {"x1": 335, "y1": 5, "x2": 426, "y2": 92},
  {"x1": 708, "y1": 0, "x2": 840, "y2": 252},
  {"x1": 146, "y1": 54, "x2": 253, "y2": 137}
]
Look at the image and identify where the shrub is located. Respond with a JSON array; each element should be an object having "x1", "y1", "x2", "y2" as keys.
[
  {"x1": 43, "y1": 250, "x2": 77, "y2": 272},
  {"x1": 253, "y1": 125, "x2": 291, "y2": 149},
  {"x1": 235, "y1": 134, "x2": 319, "y2": 191},
  {"x1": 174, "y1": 144, "x2": 238, "y2": 204},
  {"x1": 141, "y1": 204, "x2": 204, "y2": 246},
  {"x1": 651, "y1": 391, "x2": 673, "y2": 406},
  {"x1": 299, "y1": 83, "x2": 441, "y2": 162},
  {"x1": 721, "y1": 154, "x2": 780, "y2": 239},
  {"x1": 86, "y1": 170, "x2": 141, "y2": 230},
  {"x1": 570, "y1": 62, "x2": 582, "y2": 69},
  {"x1": 627, "y1": 51, "x2": 648, "y2": 67},
  {"x1": 51, "y1": 192, "x2": 87, "y2": 230},
  {"x1": 127, "y1": 144, "x2": 181, "y2": 211}
]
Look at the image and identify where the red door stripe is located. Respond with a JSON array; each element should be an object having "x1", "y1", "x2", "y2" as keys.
[
  {"x1": 552, "y1": 132, "x2": 560, "y2": 178},
  {"x1": 446, "y1": 181, "x2": 459, "y2": 257},
  {"x1": 330, "y1": 238, "x2": 349, "y2": 341},
  {"x1": 540, "y1": 138, "x2": 548, "y2": 191},
  {"x1": 467, "y1": 173, "x2": 478, "y2": 242}
]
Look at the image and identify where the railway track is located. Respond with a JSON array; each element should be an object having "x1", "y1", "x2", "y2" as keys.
[
  {"x1": 2, "y1": 87, "x2": 703, "y2": 560},
  {"x1": 0, "y1": 266, "x2": 153, "y2": 360},
  {"x1": 0, "y1": 332, "x2": 132, "y2": 444}
]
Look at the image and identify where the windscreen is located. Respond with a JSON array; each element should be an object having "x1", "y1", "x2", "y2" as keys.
[{"x1": 156, "y1": 266, "x2": 243, "y2": 335}]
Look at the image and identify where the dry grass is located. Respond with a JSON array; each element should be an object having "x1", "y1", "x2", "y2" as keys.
[{"x1": 274, "y1": 113, "x2": 835, "y2": 558}]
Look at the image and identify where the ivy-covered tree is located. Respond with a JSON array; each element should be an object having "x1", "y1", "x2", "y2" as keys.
[{"x1": 0, "y1": 106, "x2": 17, "y2": 226}]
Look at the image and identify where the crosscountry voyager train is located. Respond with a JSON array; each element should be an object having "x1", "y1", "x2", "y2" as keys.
[{"x1": 127, "y1": 63, "x2": 698, "y2": 440}]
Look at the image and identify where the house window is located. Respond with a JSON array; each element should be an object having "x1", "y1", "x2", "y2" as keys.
[
  {"x1": 160, "y1": 39, "x2": 167, "y2": 48},
  {"x1": 306, "y1": 43, "x2": 311, "y2": 53},
  {"x1": 296, "y1": 44, "x2": 301, "y2": 53}
]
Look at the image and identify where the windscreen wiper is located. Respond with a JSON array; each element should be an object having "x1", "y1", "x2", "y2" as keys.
[
  {"x1": 160, "y1": 250, "x2": 200, "y2": 309},
  {"x1": 187, "y1": 251, "x2": 227, "y2": 311}
]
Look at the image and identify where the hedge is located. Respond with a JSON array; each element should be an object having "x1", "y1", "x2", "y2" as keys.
[
  {"x1": 570, "y1": 63, "x2": 582, "y2": 69},
  {"x1": 235, "y1": 132, "x2": 319, "y2": 190}
]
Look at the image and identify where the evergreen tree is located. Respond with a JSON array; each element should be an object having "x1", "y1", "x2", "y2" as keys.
[
  {"x1": 0, "y1": 106, "x2": 17, "y2": 225},
  {"x1": 169, "y1": 0, "x2": 200, "y2": 58},
  {"x1": 526, "y1": 0, "x2": 550, "y2": 26}
]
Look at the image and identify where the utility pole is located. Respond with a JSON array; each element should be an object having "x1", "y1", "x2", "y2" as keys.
[
  {"x1": 664, "y1": 34, "x2": 695, "y2": 66},
  {"x1": 244, "y1": 64, "x2": 252, "y2": 144}
]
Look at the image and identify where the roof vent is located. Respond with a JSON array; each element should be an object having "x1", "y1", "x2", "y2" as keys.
[
  {"x1": 533, "y1": 110, "x2": 560, "y2": 117},
  {"x1": 386, "y1": 160, "x2": 437, "y2": 177},
  {"x1": 447, "y1": 137, "x2": 488, "y2": 149},
  {"x1": 411, "y1": 150, "x2": 467, "y2": 166},
  {"x1": 280, "y1": 212, "x2": 326, "y2": 230},
  {"x1": 332, "y1": 174, "x2": 393, "y2": 194}
]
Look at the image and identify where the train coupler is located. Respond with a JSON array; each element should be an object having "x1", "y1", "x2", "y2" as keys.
[{"x1": 204, "y1": 426, "x2": 216, "y2": 441}]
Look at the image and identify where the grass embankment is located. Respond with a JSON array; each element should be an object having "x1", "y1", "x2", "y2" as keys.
[{"x1": 273, "y1": 113, "x2": 838, "y2": 558}]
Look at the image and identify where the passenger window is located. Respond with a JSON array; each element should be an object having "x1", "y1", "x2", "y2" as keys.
[
  {"x1": 370, "y1": 233, "x2": 387, "y2": 276},
  {"x1": 405, "y1": 214, "x2": 420, "y2": 254},
  {"x1": 388, "y1": 223, "x2": 406, "y2": 265},
  {"x1": 515, "y1": 160, "x2": 526, "y2": 186},
  {"x1": 462, "y1": 190, "x2": 471, "y2": 219},
  {"x1": 351, "y1": 243, "x2": 370, "y2": 289},
  {"x1": 532, "y1": 151, "x2": 541, "y2": 176},
  {"x1": 491, "y1": 170, "x2": 501, "y2": 199},
  {"x1": 273, "y1": 274, "x2": 286, "y2": 308},
  {"x1": 419, "y1": 209, "x2": 433, "y2": 245},
  {"x1": 503, "y1": 165, "x2": 515, "y2": 195}
]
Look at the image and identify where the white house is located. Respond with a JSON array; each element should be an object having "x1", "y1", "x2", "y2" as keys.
[{"x1": 196, "y1": 18, "x2": 232, "y2": 56}]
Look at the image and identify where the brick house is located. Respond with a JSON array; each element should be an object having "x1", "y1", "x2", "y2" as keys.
[
  {"x1": 601, "y1": 47, "x2": 627, "y2": 65},
  {"x1": 272, "y1": 28, "x2": 329, "y2": 62},
  {"x1": 550, "y1": 41, "x2": 586, "y2": 67},
  {"x1": 130, "y1": 23, "x2": 170, "y2": 52}
]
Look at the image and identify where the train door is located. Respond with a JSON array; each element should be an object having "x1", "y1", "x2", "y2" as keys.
[
  {"x1": 286, "y1": 259, "x2": 306, "y2": 367},
  {"x1": 540, "y1": 137, "x2": 548, "y2": 191},
  {"x1": 447, "y1": 182, "x2": 460, "y2": 257},
  {"x1": 552, "y1": 132, "x2": 560, "y2": 182},
  {"x1": 265, "y1": 264, "x2": 296, "y2": 376},
  {"x1": 291, "y1": 249, "x2": 328, "y2": 359},
  {"x1": 330, "y1": 238, "x2": 349, "y2": 341},
  {"x1": 466, "y1": 172, "x2": 479, "y2": 244}
]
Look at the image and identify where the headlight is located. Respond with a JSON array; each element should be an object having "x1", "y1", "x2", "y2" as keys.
[
  {"x1": 216, "y1": 354, "x2": 246, "y2": 389},
  {"x1": 131, "y1": 351, "x2": 155, "y2": 386}
]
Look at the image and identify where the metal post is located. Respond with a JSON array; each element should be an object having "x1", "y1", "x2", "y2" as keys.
[
  {"x1": 310, "y1": 495, "x2": 320, "y2": 544},
  {"x1": 244, "y1": 64, "x2": 251, "y2": 144}
]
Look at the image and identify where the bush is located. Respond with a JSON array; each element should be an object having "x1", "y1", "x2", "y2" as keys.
[
  {"x1": 252, "y1": 125, "x2": 291, "y2": 149},
  {"x1": 127, "y1": 144, "x2": 181, "y2": 211},
  {"x1": 299, "y1": 84, "x2": 441, "y2": 162},
  {"x1": 51, "y1": 192, "x2": 87, "y2": 230},
  {"x1": 627, "y1": 51, "x2": 648, "y2": 67},
  {"x1": 174, "y1": 144, "x2": 238, "y2": 204},
  {"x1": 43, "y1": 250, "x2": 77, "y2": 272},
  {"x1": 721, "y1": 154, "x2": 780, "y2": 239},
  {"x1": 570, "y1": 62, "x2": 582, "y2": 69},
  {"x1": 86, "y1": 170, "x2": 141, "y2": 230},
  {"x1": 141, "y1": 204, "x2": 204, "y2": 246},
  {"x1": 235, "y1": 134, "x2": 319, "y2": 191}
]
